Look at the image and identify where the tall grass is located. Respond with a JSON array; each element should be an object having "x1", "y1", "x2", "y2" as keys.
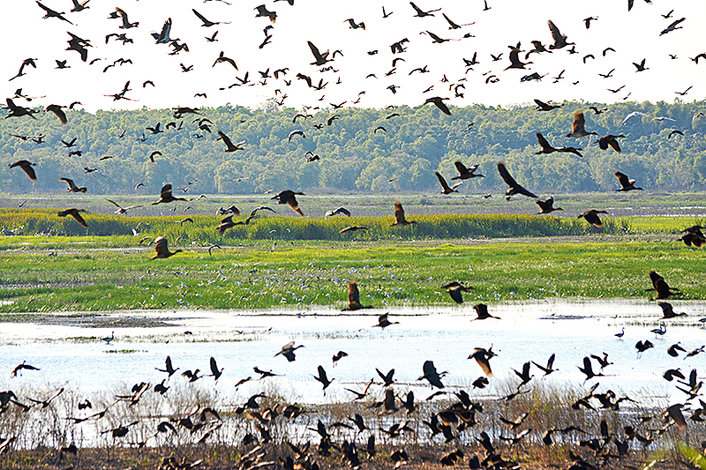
[{"x1": 0, "y1": 208, "x2": 625, "y2": 243}]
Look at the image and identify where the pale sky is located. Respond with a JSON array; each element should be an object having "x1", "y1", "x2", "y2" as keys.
[{"x1": 1, "y1": 0, "x2": 704, "y2": 112}]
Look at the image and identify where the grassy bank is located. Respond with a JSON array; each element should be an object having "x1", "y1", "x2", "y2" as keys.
[{"x1": 0, "y1": 239, "x2": 703, "y2": 313}]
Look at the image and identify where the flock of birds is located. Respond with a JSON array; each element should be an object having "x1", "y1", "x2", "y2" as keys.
[
  {"x1": 1, "y1": 2, "x2": 705, "y2": 468},
  {"x1": 2, "y1": 284, "x2": 705, "y2": 469}
]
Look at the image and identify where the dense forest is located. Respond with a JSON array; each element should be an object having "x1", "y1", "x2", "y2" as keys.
[{"x1": 2, "y1": 100, "x2": 704, "y2": 196}]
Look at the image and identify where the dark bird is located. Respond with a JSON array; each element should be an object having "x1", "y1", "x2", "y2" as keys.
[
  {"x1": 255, "y1": 4, "x2": 277, "y2": 22},
  {"x1": 114, "y1": 7, "x2": 138, "y2": 29},
  {"x1": 209, "y1": 357, "x2": 223, "y2": 380},
  {"x1": 10, "y1": 362, "x2": 40, "y2": 378},
  {"x1": 313, "y1": 365, "x2": 333, "y2": 392},
  {"x1": 275, "y1": 341, "x2": 304, "y2": 362},
  {"x1": 106, "y1": 199, "x2": 142, "y2": 215},
  {"x1": 57, "y1": 208, "x2": 88, "y2": 228},
  {"x1": 667, "y1": 343, "x2": 686, "y2": 357},
  {"x1": 45, "y1": 104, "x2": 67, "y2": 124},
  {"x1": 452, "y1": 161, "x2": 483, "y2": 180},
  {"x1": 156, "y1": 356, "x2": 178, "y2": 376},
  {"x1": 288, "y1": 129, "x2": 305, "y2": 141},
  {"x1": 566, "y1": 111, "x2": 597, "y2": 138},
  {"x1": 578, "y1": 356, "x2": 603, "y2": 382},
  {"x1": 344, "y1": 18, "x2": 365, "y2": 29},
  {"x1": 419, "y1": 360, "x2": 446, "y2": 388},
  {"x1": 536, "y1": 197, "x2": 563, "y2": 214},
  {"x1": 534, "y1": 99, "x2": 561, "y2": 111},
  {"x1": 9, "y1": 160, "x2": 37, "y2": 181},
  {"x1": 584, "y1": 16, "x2": 598, "y2": 28},
  {"x1": 578, "y1": 209, "x2": 608, "y2": 227},
  {"x1": 679, "y1": 227, "x2": 705, "y2": 247},
  {"x1": 597, "y1": 135, "x2": 625, "y2": 152},
  {"x1": 325, "y1": 207, "x2": 351, "y2": 217},
  {"x1": 633, "y1": 58, "x2": 648, "y2": 72},
  {"x1": 547, "y1": 20, "x2": 573, "y2": 49},
  {"x1": 409, "y1": 2, "x2": 440, "y2": 17},
  {"x1": 376, "y1": 368, "x2": 396, "y2": 387},
  {"x1": 442, "y1": 281, "x2": 472, "y2": 304},
  {"x1": 424, "y1": 96, "x2": 451, "y2": 115},
  {"x1": 660, "y1": 18, "x2": 685, "y2": 36},
  {"x1": 153, "y1": 184, "x2": 188, "y2": 205},
  {"x1": 307, "y1": 40, "x2": 336, "y2": 66},
  {"x1": 272, "y1": 190, "x2": 305, "y2": 216},
  {"x1": 342, "y1": 280, "x2": 372, "y2": 311},
  {"x1": 374, "y1": 312, "x2": 399, "y2": 328},
  {"x1": 535, "y1": 132, "x2": 584, "y2": 157},
  {"x1": 217, "y1": 131, "x2": 246, "y2": 152},
  {"x1": 497, "y1": 162, "x2": 537, "y2": 199},
  {"x1": 468, "y1": 347, "x2": 495, "y2": 377},
  {"x1": 5, "y1": 98, "x2": 38, "y2": 119},
  {"x1": 635, "y1": 339, "x2": 654, "y2": 353},
  {"x1": 647, "y1": 271, "x2": 680, "y2": 300},
  {"x1": 435, "y1": 171, "x2": 463, "y2": 194},
  {"x1": 332, "y1": 351, "x2": 348, "y2": 363},
  {"x1": 513, "y1": 361, "x2": 533, "y2": 387},
  {"x1": 213, "y1": 51, "x2": 238, "y2": 70},
  {"x1": 150, "y1": 236, "x2": 183, "y2": 260},
  {"x1": 339, "y1": 226, "x2": 369, "y2": 234},
  {"x1": 192, "y1": 8, "x2": 229, "y2": 27},
  {"x1": 614, "y1": 172, "x2": 643, "y2": 191},
  {"x1": 472, "y1": 303, "x2": 500, "y2": 320},
  {"x1": 391, "y1": 201, "x2": 417, "y2": 226},
  {"x1": 668, "y1": 130, "x2": 684, "y2": 139},
  {"x1": 59, "y1": 177, "x2": 87, "y2": 193},
  {"x1": 37, "y1": 1, "x2": 73, "y2": 24},
  {"x1": 532, "y1": 353, "x2": 558, "y2": 376}
]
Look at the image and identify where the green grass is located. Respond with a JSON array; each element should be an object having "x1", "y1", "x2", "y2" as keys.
[{"x1": 1, "y1": 239, "x2": 704, "y2": 313}]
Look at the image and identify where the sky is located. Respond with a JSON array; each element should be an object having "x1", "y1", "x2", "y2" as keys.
[{"x1": 1, "y1": 0, "x2": 704, "y2": 112}]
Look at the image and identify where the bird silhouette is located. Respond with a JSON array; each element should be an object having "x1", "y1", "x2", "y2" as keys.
[
  {"x1": 536, "y1": 197, "x2": 563, "y2": 214},
  {"x1": 272, "y1": 190, "x2": 305, "y2": 216},
  {"x1": 452, "y1": 161, "x2": 484, "y2": 180},
  {"x1": 472, "y1": 303, "x2": 500, "y2": 320},
  {"x1": 58, "y1": 208, "x2": 88, "y2": 227},
  {"x1": 391, "y1": 201, "x2": 417, "y2": 226},
  {"x1": 578, "y1": 209, "x2": 608, "y2": 227},
  {"x1": 614, "y1": 172, "x2": 643, "y2": 191},
  {"x1": 373, "y1": 312, "x2": 399, "y2": 328},
  {"x1": 153, "y1": 184, "x2": 188, "y2": 205},
  {"x1": 435, "y1": 171, "x2": 463, "y2": 194},
  {"x1": 468, "y1": 347, "x2": 495, "y2": 376},
  {"x1": 566, "y1": 111, "x2": 597, "y2": 138},
  {"x1": 9, "y1": 160, "x2": 37, "y2": 181},
  {"x1": 342, "y1": 280, "x2": 372, "y2": 311},
  {"x1": 419, "y1": 360, "x2": 446, "y2": 388},
  {"x1": 275, "y1": 342, "x2": 304, "y2": 362},
  {"x1": 647, "y1": 271, "x2": 681, "y2": 300},
  {"x1": 313, "y1": 365, "x2": 333, "y2": 392},
  {"x1": 150, "y1": 237, "x2": 183, "y2": 260},
  {"x1": 497, "y1": 162, "x2": 537, "y2": 199}
]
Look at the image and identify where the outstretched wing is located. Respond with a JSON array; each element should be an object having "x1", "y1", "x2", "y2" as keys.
[
  {"x1": 348, "y1": 280, "x2": 360, "y2": 306},
  {"x1": 497, "y1": 162, "x2": 519, "y2": 188},
  {"x1": 435, "y1": 171, "x2": 451, "y2": 191},
  {"x1": 614, "y1": 171, "x2": 630, "y2": 188},
  {"x1": 394, "y1": 201, "x2": 405, "y2": 224},
  {"x1": 547, "y1": 20, "x2": 563, "y2": 43}
]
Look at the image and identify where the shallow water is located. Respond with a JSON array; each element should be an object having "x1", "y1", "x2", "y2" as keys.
[{"x1": 0, "y1": 300, "x2": 704, "y2": 405}]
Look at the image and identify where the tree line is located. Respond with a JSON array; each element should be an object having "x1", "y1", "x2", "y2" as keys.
[{"x1": 2, "y1": 100, "x2": 704, "y2": 196}]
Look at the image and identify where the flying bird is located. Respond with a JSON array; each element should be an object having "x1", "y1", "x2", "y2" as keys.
[
  {"x1": 497, "y1": 162, "x2": 537, "y2": 199},
  {"x1": 272, "y1": 190, "x2": 305, "y2": 216},
  {"x1": 57, "y1": 208, "x2": 88, "y2": 228}
]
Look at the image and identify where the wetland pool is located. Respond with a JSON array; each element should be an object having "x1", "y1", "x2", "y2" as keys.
[{"x1": 0, "y1": 299, "x2": 704, "y2": 405}]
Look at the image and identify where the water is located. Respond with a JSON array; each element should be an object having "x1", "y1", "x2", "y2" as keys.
[{"x1": 1, "y1": 300, "x2": 704, "y2": 405}]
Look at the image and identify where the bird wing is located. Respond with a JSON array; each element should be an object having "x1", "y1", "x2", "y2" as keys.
[
  {"x1": 614, "y1": 172, "x2": 630, "y2": 188},
  {"x1": 209, "y1": 357, "x2": 220, "y2": 375},
  {"x1": 536, "y1": 133, "x2": 553, "y2": 152},
  {"x1": 572, "y1": 111, "x2": 586, "y2": 134},
  {"x1": 394, "y1": 201, "x2": 405, "y2": 224},
  {"x1": 71, "y1": 211, "x2": 88, "y2": 228},
  {"x1": 454, "y1": 161, "x2": 469, "y2": 174},
  {"x1": 497, "y1": 162, "x2": 519, "y2": 188},
  {"x1": 348, "y1": 280, "x2": 360, "y2": 306},
  {"x1": 547, "y1": 20, "x2": 563, "y2": 43},
  {"x1": 47, "y1": 105, "x2": 67, "y2": 124},
  {"x1": 307, "y1": 41, "x2": 324, "y2": 62},
  {"x1": 435, "y1": 171, "x2": 451, "y2": 191},
  {"x1": 607, "y1": 137, "x2": 621, "y2": 152},
  {"x1": 59, "y1": 177, "x2": 77, "y2": 190},
  {"x1": 192, "y1": 9, "x2": 212, "y2": 25},
  {"x1": 155, "y1": 237, "x2": 168, "y2": 256},
  {"x1": 160, "y1": 184, "x2": 173, "y2": 199},
  {"x1": 475, "y1": 356, "x2": 493, "y2": 377},
  {"x1": 217, "y1": 130, "x2": 234, "y2": 149}
]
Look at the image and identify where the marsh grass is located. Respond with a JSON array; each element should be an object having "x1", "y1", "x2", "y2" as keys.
[
  {"x1": 0, "y1": 208, "x2": 624, "y2": 243},
  {"x1": 1, "y1": 237, "x2": 705, "y2": 312},
  {"x1": 0, "y1": 380, "x2": 699, "y2": 470}
]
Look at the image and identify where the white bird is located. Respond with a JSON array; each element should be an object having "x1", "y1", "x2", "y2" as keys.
[{"x1": 620, "y1": 111, "x2": 647, "y2": 126}]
